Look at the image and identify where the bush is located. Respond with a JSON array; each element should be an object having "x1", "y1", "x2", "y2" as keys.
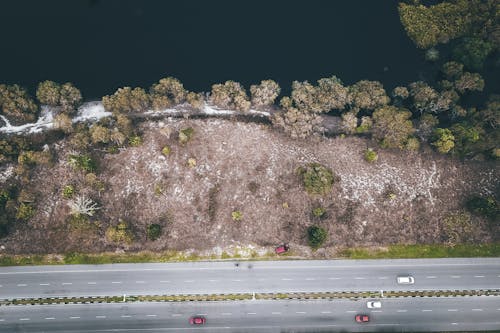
[
  {"x1": 62, "y1": 185, "x2": 75, "y2": 199},
  {"x1": 0, "y1": 84, "x2": 38, "y2": 125},
  {"x1": 297, "y1": 163, "x2": 334, "y2": 195},
  {"x1": 161, "y1": 145, "x2": 171, "y2": 156},
  {"x1": 452, "y1": 37, "x2": 494, "y2": 71},
  {"x1": 432, "y1": 128, "x2": 455, "y2": 154},
  {"x1": 102, "y1": 87, "x2": 150, "y2": 113},
  {"x1": 105, "y1": 219, "x2": 134, "y2": 244},
  {"x1": 186, "y1": 92, "x2": 204, "y2": 110},
  {"x1": 442, "y1": 212, "x2": 473, "y2": 245},
  {"x1": 312, "y1": 207, "x2": 326, "y2": 218},
  {"x1": 146, "y1": 224, "x2": 162, "y2": 241},
  {"x1": 16, "y1": 203, "x2": 35, "y2": 221},
  {"x1": 187, "y1": 158, "x2": 197, "y2": 168},
  {"x1": 364, "y1": 148, "x2": 378, "y2": 163},
  {"x1": 68, "y1": 154, "x2": 96, "y2": 173},
  {"x1": 466, "y1": 196, "x2": 499, "y2": 220},
  {"x1": 231, "y1": 210, "x2": 243, "y2": 221},
  {"x1": 128, "y1": 135, "x2": 142, "y2": 147},
  {"x1": 150, "y1": 77, "x2": 187, "y2": 108},
  {"x1": 307, "y1": 225, "x2": 327, "y2": 249},
  {"x1": 178, "y1": 127, "x2": 194, "y2": 144},
  {"x1": 90, "y1": 125, "x2": 110, "y2": 144}
]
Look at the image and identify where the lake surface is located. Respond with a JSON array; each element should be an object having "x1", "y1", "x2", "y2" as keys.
[{"x1": 0, "y1": 0, "x2": 453, "y2": 100}]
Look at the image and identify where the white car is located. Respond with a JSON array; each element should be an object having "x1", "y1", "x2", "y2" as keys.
[
  {"x1": 397, "y1": 276, "x2": 415, "y2": 284},
  {"x1": 367, "y1": 301, "x2": 382, "y2": 309}
]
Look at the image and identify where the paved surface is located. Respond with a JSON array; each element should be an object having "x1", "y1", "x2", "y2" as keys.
[
  {"x1": 0, "y1": 258, "x2": 499, "y2": 299},
  {"x1": 0, "y1": 296, "x2": 499, "y2": 332}
]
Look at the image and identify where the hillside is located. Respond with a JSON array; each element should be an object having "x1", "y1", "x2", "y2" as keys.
[{"x1": 1, "y1": 117, "x2": 498, "y2": 256}]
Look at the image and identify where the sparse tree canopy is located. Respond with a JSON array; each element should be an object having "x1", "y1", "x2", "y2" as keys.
[
  {"x1": 442, "y1": 61, "x2": 464, "y2": 80},
  {"x1": 210, "y1": 80, "x2": 251, "y2": 112},
  {"x1": 250, "y1": 79, "x2": 281, "y2": 108},
  {"x1": 340, "y1": 112, "x2": 358, "y2": 134},
  {"x1": 290, "y1": 76, "x2": 351, "y2": 113},
  {"x1": 372, "y1": 105, "x2": 415, "y2": 149},
  {"x1": 272, "y1": 106, "x2": 323, "y2": 139},
  {"x1": 0, "y1": 84, "x2": 38, "y2": 125}
]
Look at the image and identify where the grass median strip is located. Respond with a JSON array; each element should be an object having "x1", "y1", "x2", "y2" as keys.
[{"x1": 1, "y1": 289, "x2": 499, "y2": 306}]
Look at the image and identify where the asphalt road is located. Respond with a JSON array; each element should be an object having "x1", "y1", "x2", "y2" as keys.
[
  {"x1": 0, "y1": 258, "x2": 499, "y2": 299},
  {"x1": 0, "y1": 296, "x2": 499, "y2": 332}
]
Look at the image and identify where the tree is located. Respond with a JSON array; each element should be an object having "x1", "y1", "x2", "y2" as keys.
[
  {"x1": 53, "y1": 113, "x2": 73, "y2": 134},
  {"x1": 316, "y1": 76, "x2": 351, "y2": 111},
  {"x1": 408, "y1": 81, "x2": 438, "y2": 113},
  {"x1": 340, "y1": 112, "x2": 358, "y2": 134},
  {"x1": 147, "y1": 223, "x2": 162, "y2": 240},
  {"x1": 0, "y1": 84, "x2": 38, "y2": 125},
  {"x1": 452, "y1": 37, "x2": 494, "y2": 71},
  {"x1": 297, "y1": 163, "x2": 334, "y2": 195},
  {"x1": 454, "y1": 72, "x2": 485, "y2": 93},
  {"x1": 186, "y1": 91, "x2": 204, "y2": 110},
  {"x1": 307, "y1": 225, "x2": 327, "y2": 249},
  {"x1": 210, "y1": 80, "x2": 250, "y2": 111},
  {"x1": 416, "y1": 113, "x2": 439, "y2": 142},
  {"x1": 442, "y1": 61, "x2": 464, "y2": 80},
  {"x1": 349, "y1": 80, "x2": 390, "y2": 112},
  {"x1": 371, "y1": 105, "x2": 415, "y2": 149},
  {"x1": 432, "y1": 128, "x2": 455, "y2": 154},
  {"x1": 250, "y1": 79, "x2": 281, "y2": 108},
  {"x1": 272, "y1": 105, "x2": 323, "y2": 139},
  {"x1": 102, "y1": 87, "x2": 150, "y2": 113},
  {"x1": 90, "y1": 125, "x2": 110, "y2": 144},
  {"x1": 392, "y1": 86, "x2": 409, "y2": 100},
  {"x1": 398, "y1": 1, "x2": 471, "y2": 49},
  {"x1": 36, "y1": 81, "x2": 82, "y2": 114},
  {"x1": 150, "y1": 77, "x2": 187, "y2": 110}
]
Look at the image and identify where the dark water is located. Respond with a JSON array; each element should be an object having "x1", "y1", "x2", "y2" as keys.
[{"x1": 0, "y1": 0, "x2": 453, "y2": 100}]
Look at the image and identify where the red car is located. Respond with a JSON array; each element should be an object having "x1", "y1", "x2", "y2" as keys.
[
  {"x1": 355, "y1": 314, "x2": 370, "y2": 323},
  {"x1": 275, "y1": 244, "x2": 289, "y2": 254},
  {"x1": 189, "y1": 316, "x2": 206, "y2": 325}
]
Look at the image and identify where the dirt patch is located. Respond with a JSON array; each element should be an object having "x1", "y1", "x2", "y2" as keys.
[{"x1": 1, "y1": 118, "x2": 498, "y2": 254}]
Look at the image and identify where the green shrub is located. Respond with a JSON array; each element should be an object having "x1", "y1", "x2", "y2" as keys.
[
  {"x1": 307, "y1": 225, "x2": 328, "y2": 249},
  {"x1": 128, "y1": 135, "x2": 142, "y2": 147},
  {"x1": 312, "y1": 207, "x2": 326, "y2": 218},
  {"x1": 231, "y1": 210, "x2": 243, "y2": 221},
  {"x1": 161, "y1": 145, "x2": 171, "y2": 156},
  {"x1": 62, "y1": 185, "x2": 75, "y2": 199},
  {"x1": 68, "y1": 154, "x2": 96, "y2": 173},
  {"x1": 179, "y1": 127, "x2": 194, "y2": 144},
  {"x1": 16, "y1": 203, "x2": 35, "y2": 221},
  {"x1": 364, "y1": 148, "x2": 378, "y2": 163},
  {"x1": 147, "y1": 224, "x2": 162, "y2": 241},
  {"x1": 442, "y1": 212, "x2": 473, "y2": 245},
  {"x1": 466, "y1": 196, "x2": 499, "y2": 220},
  {"x1": 297, "y1": 163, "x2": 334, "y2": 195}
]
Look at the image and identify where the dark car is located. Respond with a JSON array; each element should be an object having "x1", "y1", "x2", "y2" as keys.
[
  {"x1": 189, "y1": 316, "x2": 206, "y2": 325},
  {"x1": 275, "y1": 244, "x2": 289, "y2": 254},
  {"x1": 355, "y1": 314, "x2": 370, "y2": 323}
]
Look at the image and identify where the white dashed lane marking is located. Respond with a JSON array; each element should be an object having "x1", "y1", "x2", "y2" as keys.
[
  {"x1": 451, "y1": 275, "x2": 461, "y2": 278},
  {"x1": 247, "y1": 312, "x2": 257, "y2": 315},
  {"x1": 70, "y1": 316, "x2": 80, "y2": 319},
  {"x1": 17, "y1": 284, "x2": 27, "y2": 286},
  {"x1": 184, "y1": 280, "x2": 194, "y2": 283},
  {"x1": 87, "y1": 282, "x2": 97, "y2": 285},
  {"x1": 96, "y1": 315, "x2": 106, "y2": 318},
  {"x1": 328, "y1": 277, "x2": 341, "y2": 280},
  {"x1": 172, "y1": 314, "x2": 181, "y2": 317},
  {"x1": 448, "y1": 309, "x2": 458, "y2": 312},
  {"x1": 39, "y1": 283, "x2": 50, "y2": 286},
  {"x1": 111, "y1": 281, "x2": 122, "y2": 284},
  {"x1": 378, "y1": 277, "x2": 388, "y2": 279},
  {"x1": 397, "y1": 310, "x2": 407, "y2": 313},
  {"x1": 146, "y1": 314, "x2": 157, "y2": 317},
  {"x1": 271, "y1": 312, "x2": 281, "y2": 315},
  {"x1": 305, "y1": 278, "x2": 316, "y2": 281},
  {"x1": 422, "y1": 310, "x2": 433, "y2": 312},
  {"x1": 472, "y1": 309, "x2": 483, "y2": 311},
  {"x1": 371, "y1": 310, "x2": 382, "y2": 313},
  {"x1": 321, "y1": 311, "x2": 331, "y2": 314},
  {"x1": 62, "y1": 282, "x2": 72, "y2": 285},
  {"x1": 45, "y1": 317, "x2": 55, "y2": 320},
  {"x1": 281, "y1": 278, "x2": 292, "y2": 281},
  {"x1": 221, "y1": 313, "x2": 232, "y2": 316},
  {"x1": 346, "y1": 310, "x2": 356, "y2": 313},
  {"x1": 20, "y1": 318, "x2": 30, "y2": 321},
  {"x1": 135, "y1": 281, "x2": 145, "y2": 284},
  {"x1": 474, "y1": 275, "x2": 485, "y2": 278},
  {"x1": 355, "y1": 277, "x2": 366, "y2": 280},
  {"x1": 121, "y1": 315, "x2": 131, "y2": 318},
  {"x1": 426, "y1": 276, "x2": 437, "y2": 279},
  {"x1": 296, "y1": 312, "x2": 306, "y2": 314}
]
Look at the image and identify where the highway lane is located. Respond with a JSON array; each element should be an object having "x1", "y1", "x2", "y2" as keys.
[
  {"x1": 0, "y1": 296, "x2": 499, "y2": 332},
  {"x1": 0, "y1": 258, "x2": 499, "y2": 299}
]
